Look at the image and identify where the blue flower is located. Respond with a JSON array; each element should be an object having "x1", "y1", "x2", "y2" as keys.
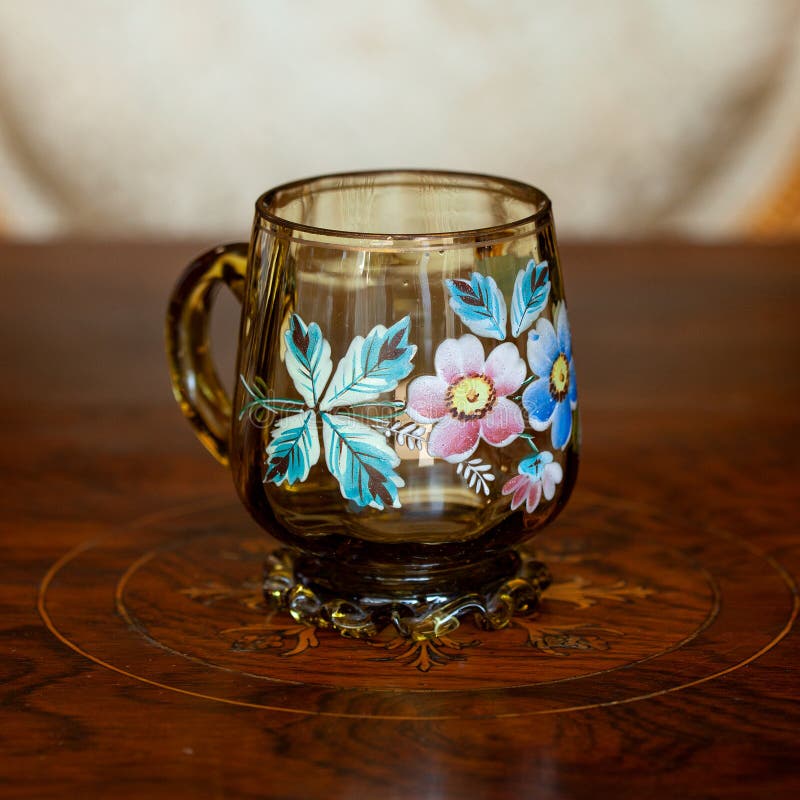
[{"x1": 521, "y1": 303, "x2": 577, "y2": 450}]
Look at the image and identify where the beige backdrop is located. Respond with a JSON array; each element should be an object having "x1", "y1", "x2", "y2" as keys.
[{"x1": 0, "y1": 0, "x2": 799, "y2": 239}]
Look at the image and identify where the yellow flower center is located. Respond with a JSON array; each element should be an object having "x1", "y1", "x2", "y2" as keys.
[
  {"x1": 446, "y1": 374, "x2": 496, "y2": 420},
  {"x1": 549, "y1": 353, "x2": 570, "y2": 401}
]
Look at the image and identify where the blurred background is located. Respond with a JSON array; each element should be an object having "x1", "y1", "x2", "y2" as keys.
[{"x1": 0, "y1": 0, "x2": 798, "y2": 241}]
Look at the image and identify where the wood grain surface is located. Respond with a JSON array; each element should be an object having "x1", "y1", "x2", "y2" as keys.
[{"x1": 1, "y1": 240, "x2": 798, "y2": 799}]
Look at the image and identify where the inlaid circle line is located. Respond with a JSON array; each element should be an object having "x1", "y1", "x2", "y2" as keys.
[
  {"x1": 38, "y1": 525, "x2": 798, "y2": 720},
  {"x1": 112, "y1": 529, "x2": 724, "y2": 693},
  {"x1": 113, "y1": 533, "x2": 308, "y2": 687}
]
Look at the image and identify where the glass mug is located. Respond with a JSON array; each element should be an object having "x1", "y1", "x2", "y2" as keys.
[{"x1": 166, "y1": 170, "x2": 579, "y2": 640}]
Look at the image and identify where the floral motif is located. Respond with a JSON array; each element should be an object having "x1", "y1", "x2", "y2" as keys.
[
  {"x1": 406, "y1": 334, "x2": 525, "y2": 463},
  {"x1": 522, "y1": 302, "x2": 577, "y2": 450},
  {"x1": 240, "y1": 259, "x2": 577, "y2": 514},
  {"x1": 241, "y1": 313, "x2": 416, "y2": 509},
  {"x1": 501, "y1": 451, "x2": 563, "y2": 513}
]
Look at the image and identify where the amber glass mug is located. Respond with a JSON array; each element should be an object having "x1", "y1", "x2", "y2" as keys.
[{"x1": 167, "y1": 170, "x2": 579, "y2": 640}]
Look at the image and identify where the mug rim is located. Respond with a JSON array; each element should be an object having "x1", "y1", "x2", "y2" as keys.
[{"x1": 255, "y1": 169, "x2": 552, "y2": 245}]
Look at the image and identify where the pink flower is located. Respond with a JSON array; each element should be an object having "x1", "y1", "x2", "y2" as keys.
[
  {"x1": 501, "y1": 452, "x2": 563, "y2": 513},
  {"x1": 406, "y1": 334, "x2": 525, "y2": 463}
]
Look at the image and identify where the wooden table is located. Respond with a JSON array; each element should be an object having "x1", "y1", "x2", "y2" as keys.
[{"x1": 1, "y1": 241, "x2": 798, "y2": 799}]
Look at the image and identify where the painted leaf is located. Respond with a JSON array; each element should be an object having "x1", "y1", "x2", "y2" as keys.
[
  {"x1": 456, "y1": 457, "x2": 495, "y2": 496},
  {"x1": 283, "y1": 314, "x2": 332, "y2": 408},
  {"x1": 445, "y1": 272, "x2": 507, "y2": 340},
  {"x1": 321, "y1": 412, "x2": 404, "y2": 510},
  {"x1": 319, "y1": 317, "x2": 416, "y2": 411},
  {"x1": 264, "y1": 410, "x2": 320, "y2": 486},
  {"x1": 378, "y1": 420, "x2": 427, "y2": 450},
  {"x1": 511, "y1": 259, "x2": 551, "y2": 337}
]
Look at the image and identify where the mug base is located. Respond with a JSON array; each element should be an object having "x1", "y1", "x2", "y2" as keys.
[{"x1": 262, "y1": 547, "x2": 551, "y2": 641}]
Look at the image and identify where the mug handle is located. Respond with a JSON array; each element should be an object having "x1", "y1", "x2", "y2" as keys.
[{"x1": 166, "y1": 242, "x2": 249, "y2": 466}]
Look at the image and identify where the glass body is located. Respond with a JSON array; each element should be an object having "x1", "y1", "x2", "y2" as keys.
[{"x1": 169, "y1": 170, "x2": 579, "y2": 605}]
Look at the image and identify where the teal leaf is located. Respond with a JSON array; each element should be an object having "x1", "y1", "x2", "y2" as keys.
[
  {"x1": 321, "y1": 412, "x2": 404, "y2": 510},
  {"x1": 264, "y1": 410, "x2": 320, "y2": 485},
  {"x1": 283, "y1": 314, "x2": 332, "y2": 408},
  {"x1": 511, "y1": 259, "x2": 550, "y2": 337},
  {"x1": 445, "y1": 272, "x2": 507, "y2": 340},
  {"x1": 319, "y1": 317, "x2": 416, "y2": 411}
]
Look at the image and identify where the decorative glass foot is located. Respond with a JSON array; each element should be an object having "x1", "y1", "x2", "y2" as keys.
[{"x1": 262, "y1": 547, "x2": 551, "y2": 641}]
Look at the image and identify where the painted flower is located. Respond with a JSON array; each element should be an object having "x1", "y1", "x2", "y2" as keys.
[
  {"x1": 522, "y1": 303, "x2": 577, "y2": 450},
  {"x1": 501, "y1": 452, "x2": 563, "y2": 513},
  {"x1": 406, "y1": 334, "x2": 525, "y2": 463}
]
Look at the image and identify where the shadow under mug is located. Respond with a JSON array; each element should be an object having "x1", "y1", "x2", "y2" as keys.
[{"x1": 166, "y1": 170, "x2": 579, "y2": 640}]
